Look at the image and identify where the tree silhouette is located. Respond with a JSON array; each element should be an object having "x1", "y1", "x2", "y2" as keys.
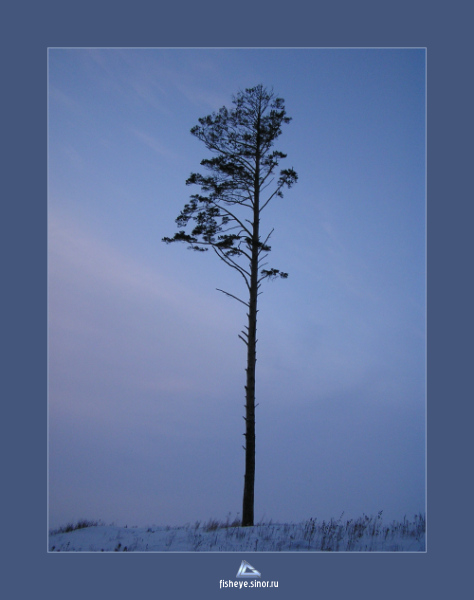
[{"x1": 163, "y1": 84, "x2": 297, "y2": 526}]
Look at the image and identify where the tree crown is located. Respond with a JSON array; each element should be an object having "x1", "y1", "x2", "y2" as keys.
[{"x1": 163, "y1": 84, "x2": 297, "y2": 286}]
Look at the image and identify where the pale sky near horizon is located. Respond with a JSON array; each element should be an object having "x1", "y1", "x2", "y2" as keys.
[{"x1": 48, "y1": 48, "x2": 425, "y2": 529}]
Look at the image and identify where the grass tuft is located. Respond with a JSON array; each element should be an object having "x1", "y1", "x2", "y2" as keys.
[{"x1": 49, "y1": 519, "x2": 100, "y2": 536}]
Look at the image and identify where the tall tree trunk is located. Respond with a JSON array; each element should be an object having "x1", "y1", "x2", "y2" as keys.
[
  {"x1": 242, "y1": 115, "x2": 261, "y2": 527},
  {"x1": 242, "y1": 254, "x2": 258, "y2": 526}
]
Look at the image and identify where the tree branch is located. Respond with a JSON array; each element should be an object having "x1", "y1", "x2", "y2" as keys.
[
  {"x1": 260, "y1": 183, "x2": 284, "y2": 212},
  {"x1": 212, "y1": 247, "x2": 251, "y2": 289},
  {"x1": 208, "y1": 200, "x2": 253, "y2": 238},
  {"x1": 238, "y1": 334, "x2": 249, "y2": 346},
  {"x1": 217, "y1": 288, "x2": 250, "y2": 307}
]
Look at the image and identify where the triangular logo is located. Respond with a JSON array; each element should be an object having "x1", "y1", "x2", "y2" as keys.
[{"x1": 236, "y1": 560, "x2": 261, "y2": 578}]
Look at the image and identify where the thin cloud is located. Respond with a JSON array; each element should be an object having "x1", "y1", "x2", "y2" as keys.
[
  {"x1": 49, "y1": 213, "x2": 227, "y2": 323},
  {"x1": 128, "y1": 127, "x2": 178, "y2": 161},
  {"x1": 48, "y1": 85, "x2": 85, "y2": 116},
  {"x1": 85, "y1": 48, "x2": 228, "y2": 113},
  {"x1": 48, "y1": 212, "x2": 246, "y2": 431}
]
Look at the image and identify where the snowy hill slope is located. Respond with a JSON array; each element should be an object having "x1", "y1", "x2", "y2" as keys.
[{"x1": 49, "y1": 513, "x2": 425, "y2": 552}]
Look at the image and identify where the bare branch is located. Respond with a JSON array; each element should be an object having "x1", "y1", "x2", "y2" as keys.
[
  {"x1": 212, "y1": 247, "x2": 251, "y2": 288},
  {"x1": 217, "y1": 288, "x2": 250, "y2": 307},
  {"x1": 262, "y1": 228, "x2": 274, "y2": 246},
  {"x1": 238, "y1": 334, "x2": 249, "y2": 346},
  {"x1": 260, "y1": 183, "x2": 284, "y2": 212}
]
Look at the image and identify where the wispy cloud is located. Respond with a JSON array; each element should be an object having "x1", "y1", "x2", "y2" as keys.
[
  {"x1": 48, "y1": 212, "x2": 230, "y2": 327},
  {"x1": 128, "y1": 127, "x2": 178, "y2": 160},
  {"x1": 48, "y1": 85, "x2": 85, "y2": 116},
  {"x1": 88, "y1": 49, "x2": 229, "y2": 112},
  {"x1": 48, "y1": 212, "x2": 242, "y2": 405}
]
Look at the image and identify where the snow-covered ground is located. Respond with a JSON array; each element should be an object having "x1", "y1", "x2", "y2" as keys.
[{"x1": 49, "y1": 513, "x2": 425, "y2": 552}]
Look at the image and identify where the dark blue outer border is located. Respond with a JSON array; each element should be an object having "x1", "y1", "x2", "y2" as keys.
[{"x1": 3, "y1": 1, "x2": 471, "y2": 598}]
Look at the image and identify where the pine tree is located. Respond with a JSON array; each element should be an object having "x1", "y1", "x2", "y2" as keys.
[{"x1": 163, "y1": 84, "x2": 297, "y2": 526}]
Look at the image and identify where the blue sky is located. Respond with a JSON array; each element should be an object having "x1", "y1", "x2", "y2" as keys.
[{"x1": 48, "y1": 48, "x2": 425, "y2": 529}]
